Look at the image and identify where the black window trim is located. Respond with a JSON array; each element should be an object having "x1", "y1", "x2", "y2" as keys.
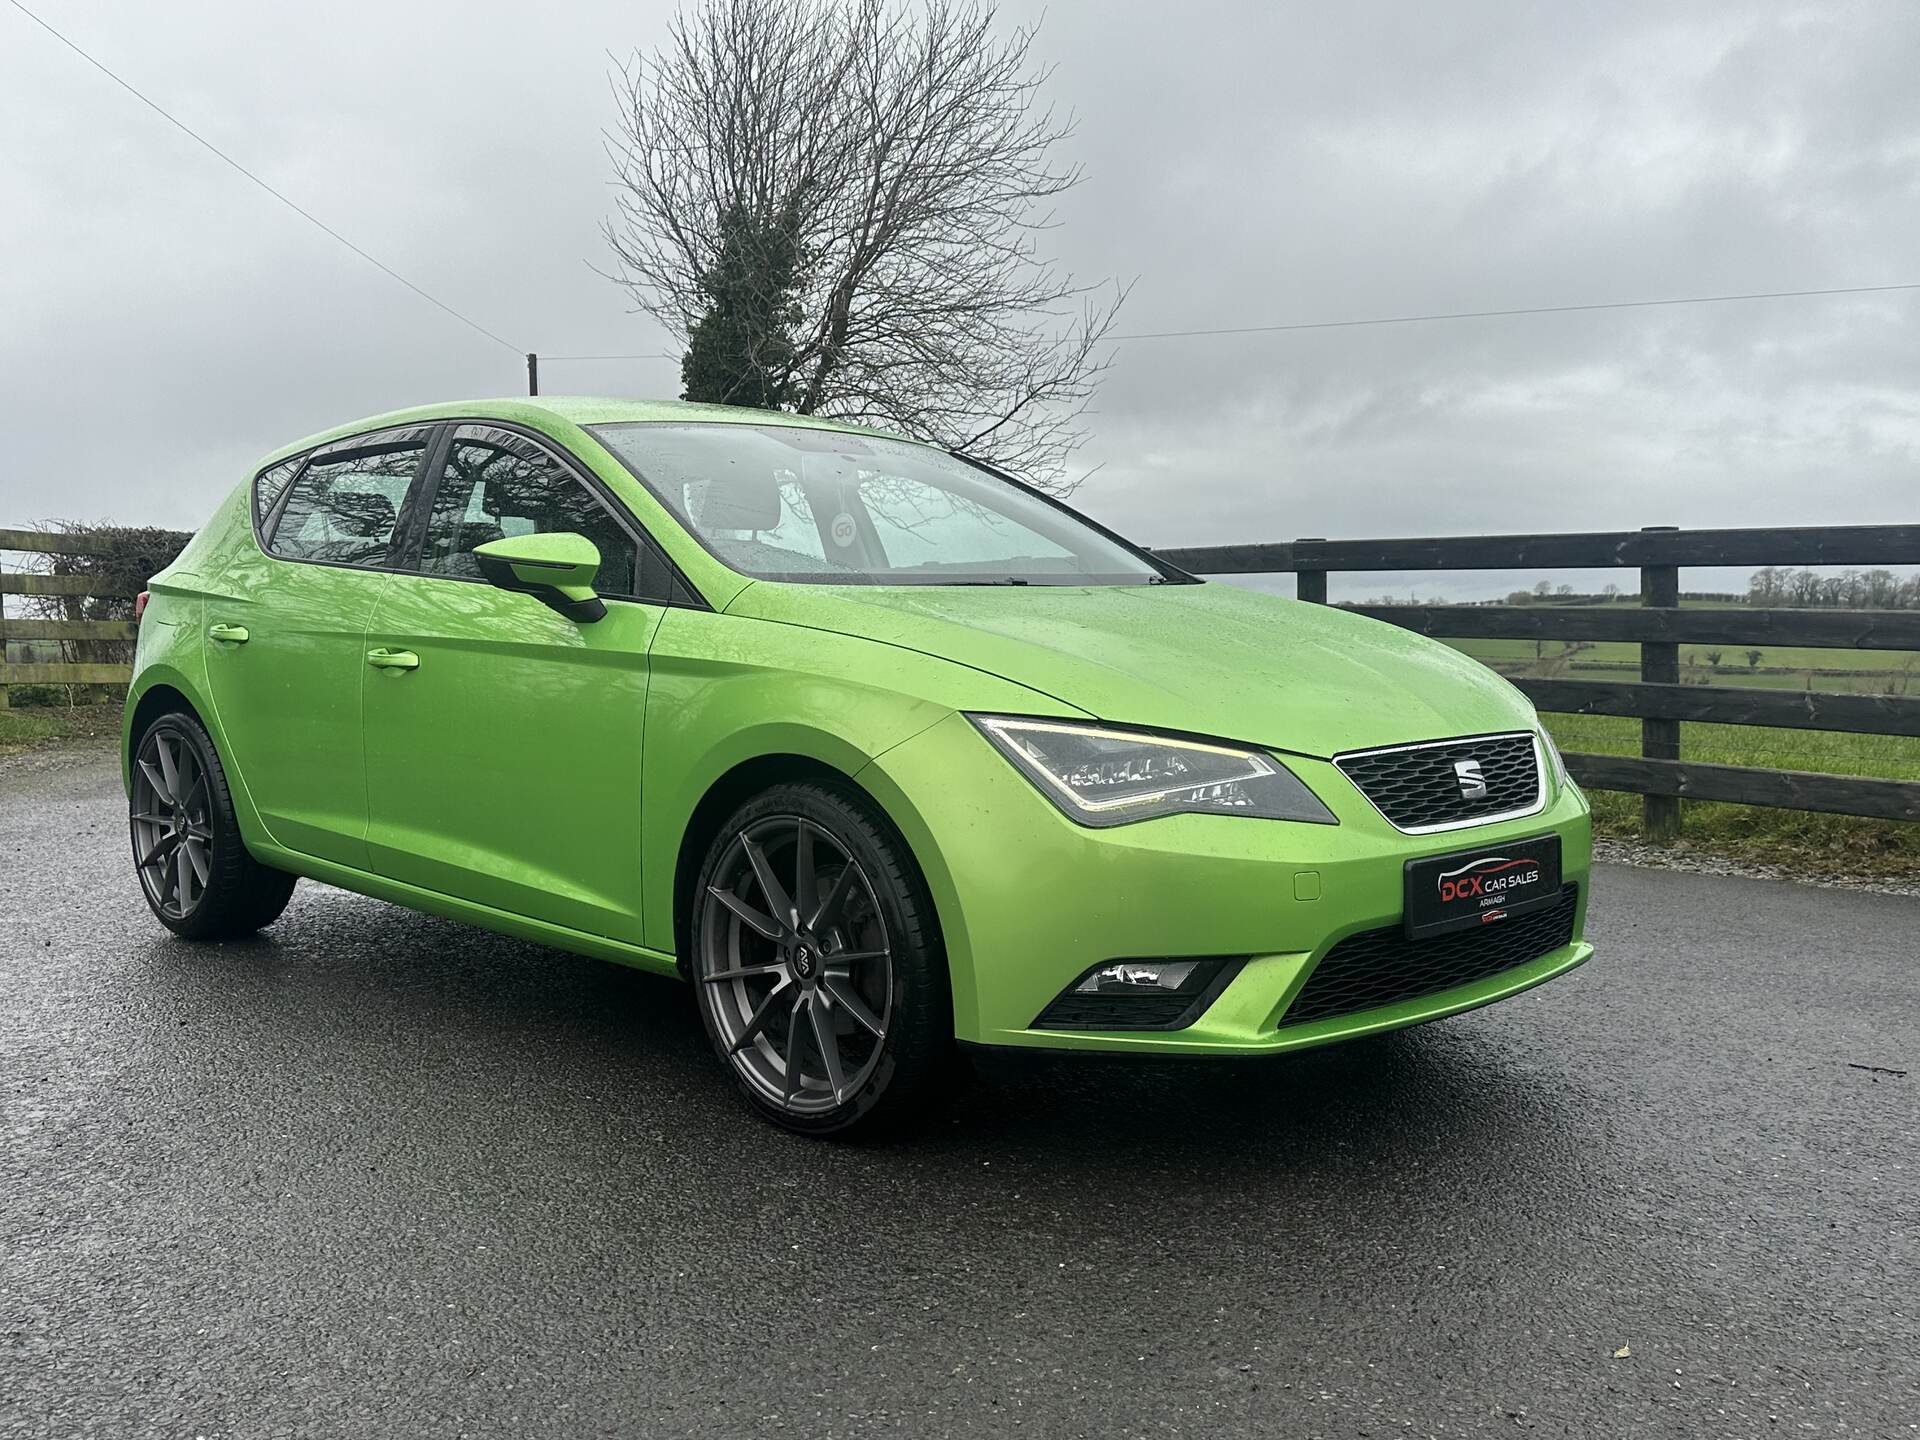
[
  {"x1": 247, "y1": 417, "x2": 708, "y2": 609},
  {"x1": 249, "y1": 453, "x2": 308, "y2": 542},
  {"x1": 396, "y1": 417, "x2": 707, "y2": 611},
  {"x1": 253, "y1": 422, "x2": 440, "y2": 577}
]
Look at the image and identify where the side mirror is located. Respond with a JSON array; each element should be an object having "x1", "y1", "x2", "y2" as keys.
[{"x1": 473, "y1": 532, "x2": 607, "y2": 623}]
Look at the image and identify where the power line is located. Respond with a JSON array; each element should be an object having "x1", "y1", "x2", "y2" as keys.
[
  {"x1": 536, "y1": 280, "x2": 1920, "y2": 362},
  {"x1": 12, "y1": 0, "x2": 1916, "y2": 368},
  {"x1": 7, "y1": 0, "x2": 522, "y2": 356},
  {"x1": 1107, "y1": 282, "x2": 1920, "y2": 341}
]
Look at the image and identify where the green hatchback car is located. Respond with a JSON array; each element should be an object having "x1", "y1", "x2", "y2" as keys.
[{"x1": 125, "y1": 397, "x2": 1593, "y2": 1134}]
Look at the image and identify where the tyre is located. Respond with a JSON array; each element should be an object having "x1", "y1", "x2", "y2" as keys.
[
  {"x1": 690, "y1": 781, "x2": 952, "y2": 1137},
  {"x1": 130, "y1": 710, "x2": 297, "y2": 940}
]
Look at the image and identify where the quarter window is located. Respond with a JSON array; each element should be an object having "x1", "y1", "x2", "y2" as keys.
[
  {"x1": 267, "y1": 436, "x2": 425, "y2": 567},
  {"x1": 253, "y1": 456, "x2": 303, "y2": 531},
  {"x1": 420, "y1": 427, "x2": 643, "y2": 598}
]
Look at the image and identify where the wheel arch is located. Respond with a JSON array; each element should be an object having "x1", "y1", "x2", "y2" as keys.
[
  {"x1": 122, "y1": 671, "x2": 205, "y2": 791},
  {"x1": 670, "y1": 751, "x2": 941, "y2": 980},
  {"x1": 122, "y1": 668, "x2": 271, "y2": 850}
]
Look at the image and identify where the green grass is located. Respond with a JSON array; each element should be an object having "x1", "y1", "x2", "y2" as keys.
[
  {"x1": 0, "y1": 703, "x2": 122, "y2": 756},
  {"x1": 1542, "y1": 712, "x2": 1920, "y2": 880},
  {"x1": 1664, "y1": 668, "x2": 1918, "y2": 695},
  {"x1": 1452, "y1": 636, "x2": 1920, "y2": 679}
]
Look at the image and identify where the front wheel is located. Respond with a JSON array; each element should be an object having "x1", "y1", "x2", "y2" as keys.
[
  {"x1": 130, "y1": 711, "x2": 297, "y2": 939},
  {"x1": 690, "y1": 782, "x2": 951, "y2": 1137}
]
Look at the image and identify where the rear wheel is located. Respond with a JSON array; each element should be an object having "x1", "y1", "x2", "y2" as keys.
[
  {"x1": 130, "y1": 712, "x2": 296, "y2": 939},
  {"x1": 690, "y1": 782, "x2": 950, "y2": 1137}
]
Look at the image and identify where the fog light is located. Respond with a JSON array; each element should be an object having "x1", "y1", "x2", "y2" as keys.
[
  {"x1": 1035, "y1": 957, "x2": 1241, "y2": 1031},
  {"x1": 1075, "y1": 959, "x2": 1209, "y2": 994}
]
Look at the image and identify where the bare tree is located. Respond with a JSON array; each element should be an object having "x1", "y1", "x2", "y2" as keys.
[{"x1": 603, "y1": 0, "x2": 1125, "y2": 490}]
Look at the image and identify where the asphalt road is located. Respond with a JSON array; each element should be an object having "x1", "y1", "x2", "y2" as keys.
[{"x1": 2, "y1": 745, "x2": 1915, "y2": 1438}]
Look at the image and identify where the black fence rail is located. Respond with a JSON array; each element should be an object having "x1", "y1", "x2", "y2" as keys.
[{"x1": 1155, "y1": 524, "x2": 1920, "y2": 837}]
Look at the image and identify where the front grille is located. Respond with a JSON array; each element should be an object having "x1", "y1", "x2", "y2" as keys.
[
  {"x1": 1282, "y1": 884, "x2": 1578, "y2": 1028},
  {"x1": 1336, "y1": 732, "x2": 1542, "y2": 831}
]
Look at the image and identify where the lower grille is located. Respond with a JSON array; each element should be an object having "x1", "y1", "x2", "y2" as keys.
[
  {"x1": 1035, "y1": 992, "x2": 1206, "y2": 1030},
  {"x1": 1283, "y1": 885, "x2": 1579, "y2": 1027}
]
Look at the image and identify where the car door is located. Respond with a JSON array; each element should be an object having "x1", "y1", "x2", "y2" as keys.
[
  {"x1": 360, "y1": 423, "x2": 677, "y2": 944},
  {"x1": 202, "y1": 426, "x2": 434, "y2": 869}
]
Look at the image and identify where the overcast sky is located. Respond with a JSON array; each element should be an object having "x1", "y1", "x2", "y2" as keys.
[{"x1": 5, "y1": 0, "x2": 1917, "y2": 599}]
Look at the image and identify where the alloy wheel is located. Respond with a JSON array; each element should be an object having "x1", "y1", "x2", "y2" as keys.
[
  {"x1": 698, "y1": 815, "x2": 894, "y2": 1116},
  {"x1": 131, "y1": 726, "x2": 214, "y2": 921}
]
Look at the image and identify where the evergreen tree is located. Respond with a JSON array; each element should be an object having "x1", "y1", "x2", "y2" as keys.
[{"x1": 680, "y1": 202, "x2": 804, "y2": 410}]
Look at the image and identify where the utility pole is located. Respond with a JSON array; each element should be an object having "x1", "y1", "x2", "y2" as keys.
[{"x1": 526, "y1": 352, "x2": 539, "y2": 396}]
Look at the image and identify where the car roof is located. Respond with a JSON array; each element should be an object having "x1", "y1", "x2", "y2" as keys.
[{"x1": 255, "y1": 396, "x2": 926, "y2": 469}]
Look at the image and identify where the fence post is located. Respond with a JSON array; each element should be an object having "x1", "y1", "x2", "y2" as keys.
[
  {"x1": 0, "y1": 550, "x2": 9, "y2": 711},
  {"x1": 1640, "y1": 526, "x2": 1681, "y2": 840},
  {"x1": 1294, "y1": 539, "x2": 1328, "y2": 604}
]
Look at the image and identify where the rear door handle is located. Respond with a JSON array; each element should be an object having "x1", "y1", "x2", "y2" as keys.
[
  {"x1": 366, "y1": 648, "x2": 419, "y2": 671},
  {"x1": 207, "y1": 623, "x2": 249, "y2": 644}
]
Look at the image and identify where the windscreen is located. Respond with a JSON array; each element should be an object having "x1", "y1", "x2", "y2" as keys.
[{"x1": 590, "y1": 422, "x2": 1174, "y2": 586}]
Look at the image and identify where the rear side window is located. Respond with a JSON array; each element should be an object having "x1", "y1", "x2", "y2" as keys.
[
  {"x1": 253, "y1": 457, "x2": 302, "y2": 530},
  {"x1": 419, "y1": 426, "x2": 654, "y2": 598},
  {"x1": 267, "y1": 435, "x2": 426, "y2": 568}
]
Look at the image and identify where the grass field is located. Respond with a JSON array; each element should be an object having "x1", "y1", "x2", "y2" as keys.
[
  {"x1": 1453, "y1": 636, "x2": 1920, "y2": 685},
  {"x1": 1540, "y1": 712, "x2": 1920, "y2": 879},
  {"x1": 1437, "y1": 625, "x2": 1920, "y2": 876}
]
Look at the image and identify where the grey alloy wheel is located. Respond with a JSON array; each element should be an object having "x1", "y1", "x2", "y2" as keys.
[
  {"x1": 131, "y1": 723, "x2": 215, "y2": 921},
  {"x1": 697, "y1": 814, "x2": 895, "y2": 1118}
]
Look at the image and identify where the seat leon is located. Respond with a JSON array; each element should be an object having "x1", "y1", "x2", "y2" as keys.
[{"x1": 124, "y1": 397, "x2": 1594, "y2": 1135}]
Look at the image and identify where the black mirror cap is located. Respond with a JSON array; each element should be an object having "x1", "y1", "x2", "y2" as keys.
[{"x1": 474, "y1": 552, "x2": 608, "y2": 624}]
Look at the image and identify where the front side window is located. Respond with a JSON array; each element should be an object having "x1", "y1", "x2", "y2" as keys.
[
  {"x1": 419, "y1": 426, "x2": 642, "y2": 597},
  {"x1": 267, "y1": 434, "x2": 425, "y2": 567},
  {"x1": 589, "y1": 423, "x2": 1175, "y2": 587}
]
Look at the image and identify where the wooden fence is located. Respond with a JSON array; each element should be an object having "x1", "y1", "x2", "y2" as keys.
[
  {"x1": 0, "y1": 528, "x2": 141, "y2": 709},
  {"x1": 6, "y1": 519, "x2": 1919, "y2": 838},
  {"x1": 1156, "y1": 523, "x2": 1920, "y2": 838}
]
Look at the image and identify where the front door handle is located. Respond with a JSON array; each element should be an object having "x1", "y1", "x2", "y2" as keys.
[
  {"x1": 366, "y1": 648, "x2": 419, "y2": 671},
  {"x1": 207, "y1": 623, "x2": 249, "y2": 644}
]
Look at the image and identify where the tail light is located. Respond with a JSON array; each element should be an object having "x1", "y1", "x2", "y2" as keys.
[{"x1": 134, "y1": 590, "x2": 151, "y2": 624}]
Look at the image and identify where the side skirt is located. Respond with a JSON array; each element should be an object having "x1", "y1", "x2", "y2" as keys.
[{"x1": 250, "y1": 839, "x2": 683, "y2": 979}]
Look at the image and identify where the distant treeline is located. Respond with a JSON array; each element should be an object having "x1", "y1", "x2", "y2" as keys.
[
  {"x1": 1353, "y1": 584, "x2": 1744, "y2": 606},
  {"x1": 1358, "y1": 569, "x2": 1920, "y2": 610},
  {"x1": 1747, "y1": 567, "x2": 1920, "y2": 609}
]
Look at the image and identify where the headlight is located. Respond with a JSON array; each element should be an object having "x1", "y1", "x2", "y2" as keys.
[
  {"x1": 1537, "y1": 724, "x2": 1570, "y2": 789},
  {"x1": 968, "y1": 716, "x2": 1338, "y2": 828}
]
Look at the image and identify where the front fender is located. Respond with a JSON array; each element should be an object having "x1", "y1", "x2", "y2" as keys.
[{"x1": 638, "y1": 606, "x2": 1083, "y2": 954}]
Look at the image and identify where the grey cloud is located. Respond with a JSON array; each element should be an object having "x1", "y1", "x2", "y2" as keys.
[{"x1": 3, "y1": 0, "x2": 1917, "y2": 601}]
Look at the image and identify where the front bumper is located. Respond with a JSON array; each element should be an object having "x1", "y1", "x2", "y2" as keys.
[{"x1": 859, "y1": 711, "x2": 1593, "y2": 1054}]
